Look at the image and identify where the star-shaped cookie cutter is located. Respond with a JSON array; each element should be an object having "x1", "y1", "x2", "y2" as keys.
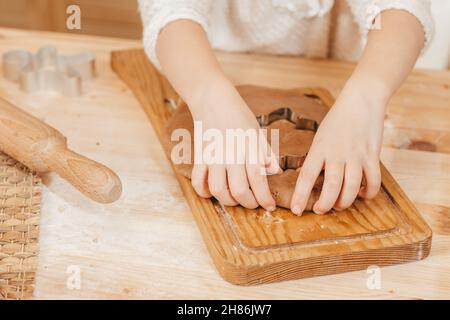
[
  {"x1": 2, "y1": 46, "x2": 95, "y2": 96},
  {"x1": 256, "y1": 107, "x2": 319, "y2": 170}
]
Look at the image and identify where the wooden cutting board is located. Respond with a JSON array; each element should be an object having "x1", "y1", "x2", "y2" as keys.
[{"x1": 111, "y1": 49, "x2": 432, "y2": 285}]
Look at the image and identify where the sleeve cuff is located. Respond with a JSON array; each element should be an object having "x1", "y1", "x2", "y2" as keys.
[{"x1": 353, "y1": 0, "x2": 435, "y2": 56}]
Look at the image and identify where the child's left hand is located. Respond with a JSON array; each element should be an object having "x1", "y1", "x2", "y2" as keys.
[{"x1": 290, "y1": 84, "x2": 386, "y2": 215}]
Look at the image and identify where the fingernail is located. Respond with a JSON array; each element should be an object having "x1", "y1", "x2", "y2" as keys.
[
  {"x1": 291, "y1": 205, "x2": 302, "y2": 215},
  {"x1": 313, "y1": 203, "x2": 323, "y2": 215},
  {"x1": 267, "y1": 205, "x2": 276, "y2": 212}
]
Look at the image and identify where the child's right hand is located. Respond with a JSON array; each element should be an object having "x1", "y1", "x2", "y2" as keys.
[
  {"x1": 155, "y1": 20, "x2": 279, "y2": 210},
  {"x1": 189, "y1": 79, "x2": 280, "y2": 211}
]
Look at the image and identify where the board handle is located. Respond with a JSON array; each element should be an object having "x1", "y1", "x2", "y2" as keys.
[{"x1": 46, "y1": 148, "x2": 122, "y2": 203}]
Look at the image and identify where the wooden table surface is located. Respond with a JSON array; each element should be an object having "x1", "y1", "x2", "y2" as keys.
[{"x1": 0, "y1": 28, "x2": 448, "y2": 299}]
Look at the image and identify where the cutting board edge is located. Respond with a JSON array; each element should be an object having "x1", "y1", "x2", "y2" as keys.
[{"x1": 214, "y1": 235, "x2": 432, "y2": 285}]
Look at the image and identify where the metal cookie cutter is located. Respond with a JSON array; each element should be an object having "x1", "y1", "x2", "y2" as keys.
[
  {"x1": 2, "y1": 46, "x2": 95, "y2": 96},
  {"x1": 256, "y1": 107, "x2": 319, "y2": 170}
]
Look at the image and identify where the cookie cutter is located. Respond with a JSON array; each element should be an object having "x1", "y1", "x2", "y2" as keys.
[
  {"x1": 256, "y1": 107, "x2": 319, "y2": 170},
  {"x1": 2, "y1": 46, "x2": 95, "y2": 96},
  {"x1": 256, "y1": 107, "x2": 319, "y2": 132}
]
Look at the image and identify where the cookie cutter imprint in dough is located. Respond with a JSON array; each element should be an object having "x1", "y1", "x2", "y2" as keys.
[
  {"x1": 2, "y1": 46, "x2": 95, "y2": 96},
  {"x1": 256, "y1": 107, "x2": 319, "y2": 170}
]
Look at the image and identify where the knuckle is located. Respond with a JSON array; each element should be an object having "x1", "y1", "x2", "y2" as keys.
[
  {"x1": 327, "y1": 176, "x2": 341, "y2": 188},
  {"x1": 368, "y1": 147, "x2": 380, "y2": 157},
  {"x1": 231, "y1": 186, "x2": 248, "y2": 199},
  {"x1": 363, "y1": 144, "x2": 379, "y2": 156},
  {"x1": 209, "y1": 184, "x2": 225, "y2": 197},
  {"x1": 300, "y1": 170, "x2": 317, "y2": 183},
  {"x1": 346, "y1": 180, "x2": 361, "y2": 191}
]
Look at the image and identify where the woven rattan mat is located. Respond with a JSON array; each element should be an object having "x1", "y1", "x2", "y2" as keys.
[{"x1": 0, "y1": 152, "x2": 41, "y2": 300}]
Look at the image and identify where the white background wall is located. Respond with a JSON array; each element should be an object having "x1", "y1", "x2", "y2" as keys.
[{"x1": 416, "y1": 0, "x2": 450, "y2": 69}]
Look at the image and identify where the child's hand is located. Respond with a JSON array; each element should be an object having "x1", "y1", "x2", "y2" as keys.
[
  {"x1": 190, "y1": 80, "x2": 280, "y2": 211},
  {"x1": 287, "y1": 1, "x2": 425, "y2": 216},
  {"x1": 290, "y1": 85, "x2": 386, "y2": 215}
]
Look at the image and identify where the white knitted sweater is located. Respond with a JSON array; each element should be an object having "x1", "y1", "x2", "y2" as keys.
[{"x1": 138, "y1": 0, "x2": 434, "y2": 70}]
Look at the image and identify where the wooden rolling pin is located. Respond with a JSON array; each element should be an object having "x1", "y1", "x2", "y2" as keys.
[{"x1": 0, "y1": 97, "x2": 122, "y2": 203}]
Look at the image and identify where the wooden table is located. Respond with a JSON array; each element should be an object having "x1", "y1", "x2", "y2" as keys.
[{"x1": 0, "y1": 28, "x2": 448, "y2": 299}]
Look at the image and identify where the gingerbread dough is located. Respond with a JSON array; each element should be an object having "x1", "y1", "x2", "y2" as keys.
[{"x1": 162, "y1": 85, "x2": 329, "y2": 211}]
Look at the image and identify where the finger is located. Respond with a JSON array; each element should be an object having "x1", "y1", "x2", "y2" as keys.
[
  {"x1": 313, "y1": 160, "x2": 345, "y2": 214},
  {"x1": 334, "y1": 160, "x2": 362, "y2": 211},
  {"x1": 255, "y1": 133, "x2": 282, "y2": 174},
  {"x1": 208, "y1": 165, "x2": 238, "y2": 206},
  {"x1": 290, "y1": 153, "x2": 324, "y2": 215},
  {"x1": 257, "y1": 133, "x2": 281, "y2": 175},
  {"x1": 191, "y1": 164, "x2": 212, "y2": 198},
  {"x1": 359, "y1": 159, "x2": 381, "y2": 199},
  {"x1": 227, "y1": 165, "x2": 259, "y2": 209},
  {"x1": 246, "y1": 163, "x2": 276, "y2": 211}
]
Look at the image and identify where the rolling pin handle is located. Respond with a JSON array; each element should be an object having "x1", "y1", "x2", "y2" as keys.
[{"x1": 48, "y1": 148, "x2": 122, "y2": 203}]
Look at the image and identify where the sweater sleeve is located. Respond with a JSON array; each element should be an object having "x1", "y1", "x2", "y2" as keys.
[
  {"x1": 138, "y1": 0, "x2": 212, "y2": 70},
  {"x1": 346, "y1": 0, "x2": 434, "y2": 55}
]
